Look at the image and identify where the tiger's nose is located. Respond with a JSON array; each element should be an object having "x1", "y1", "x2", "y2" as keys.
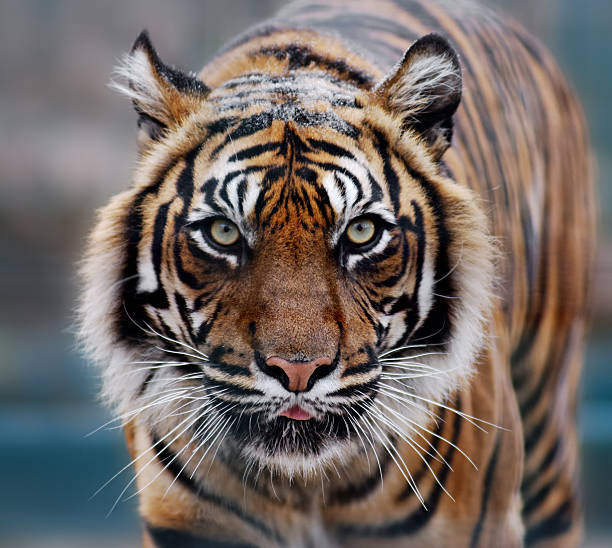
[{"x1": 265, "y1": 356, "x2": 335, "y2": 392}]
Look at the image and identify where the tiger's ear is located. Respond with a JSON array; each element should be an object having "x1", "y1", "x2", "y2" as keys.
[
  {"x1": 110, "y1": 30, "x2": 209, "y2": 146},
  {"x1": 374, "y1": 33, "x2": 462, "y2": 160}
]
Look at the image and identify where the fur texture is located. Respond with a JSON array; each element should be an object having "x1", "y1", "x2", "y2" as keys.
[{"x1": 79, "y1": 1, "x2": 594, "y2": 546}]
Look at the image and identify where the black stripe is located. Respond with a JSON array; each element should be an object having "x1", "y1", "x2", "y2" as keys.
[
  {"x1": 228, "y1": 141, "x2": 281, "y2": 162},
  {"x1": 307, "y1": 138, "x2": 356, "y2": 159},
  {"x1": 297, "y1": 12, "x2": 418, "y2": 67},
  {"x1": 372, "y1": 129, "x2": 401, "y2": 215},
  {"x1": 469, "y1": 434, "x2": 501, "y2": 548},
  {"x1": 204, "y1": 378, "x2": 264, "y2": 399},
  {"x1": 146, "y1": 524, "x2": 256, "y2": 548},
  {"x1": 521, "y1": 437, "x2": 560, "y2": 497},
  {"x1": 341, "y1": 362, "x2": 379, "y2": 377},
  {"x1": 250, "y1": 44, "x2": 374, "y2": 87},
  {"x1": 522, "y1": 469, "x2": 561, "y2": 517},
  {"x1": 524, "y1": 412, "x2": 547, "y2": 455},
  {"x1": 372, "y1": 205, "x2": 418, "y2": 290},
  {"x1": 119, "y1": 160, "x2": 176, "y2": 342},
  {"x1": 173, "y1": 146, "x2": 205, "y2": 289},
  {"x1": 524, "y1": 498, "x2": 573, "y2": 545},
  {"x1": 174, "y1": 292, "x2": 195, "y2": 343},
  {"x1": 398, "y1": 156, "x2": 453, "y2": 349},
  {"x1": 137, "y1": 370, "x2": 155, "y2": 397},
  {"x1": 328, "y1": 378, "x2": 379, "y2": 399}
]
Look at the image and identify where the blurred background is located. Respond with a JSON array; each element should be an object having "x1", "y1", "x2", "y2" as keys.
[{"x1": 0, "y1": 1, "x2": 610, "y2": 546}]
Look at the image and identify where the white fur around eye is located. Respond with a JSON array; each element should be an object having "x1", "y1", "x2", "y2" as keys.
[
  {"x1": 345, "y1": 230, "x2": 392, "y2": 270},
  {"x1": 190, "y1": 229, "x2": 239, "y2": 267}
]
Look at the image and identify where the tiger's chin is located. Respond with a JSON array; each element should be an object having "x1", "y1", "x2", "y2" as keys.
[{"x1": 225, "y1": 412, "x2": 360, "y2": 477}]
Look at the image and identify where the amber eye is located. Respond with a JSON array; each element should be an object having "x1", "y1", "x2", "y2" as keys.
[
  {"x1": 209, "y1": 219, "x2": 240, "y2": 247},
  {"x1": 345, "y1": 217, "x2": 376, "y2": 246}
]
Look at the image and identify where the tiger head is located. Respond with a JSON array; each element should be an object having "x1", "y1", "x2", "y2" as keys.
[{"x1": 80, "y1": 31, "x2": 493, "y2": 477}]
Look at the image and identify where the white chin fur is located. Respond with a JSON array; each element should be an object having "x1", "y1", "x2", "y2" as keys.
[{"x1": 239, "y1": 437, "x2": 361, "y2": 479}]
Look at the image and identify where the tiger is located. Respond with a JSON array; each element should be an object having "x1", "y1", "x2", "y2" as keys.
[{"x1": 78, "y1": 0, "x2": 595, "y2": 546}]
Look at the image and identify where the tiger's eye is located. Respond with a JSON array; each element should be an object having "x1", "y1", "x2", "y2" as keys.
[
  {"x1": 209, "y1": 219, "x2": 240, "y2": 246},
  {"x1": 346, "y1": 218, "x2": 376, "y2": 246}
]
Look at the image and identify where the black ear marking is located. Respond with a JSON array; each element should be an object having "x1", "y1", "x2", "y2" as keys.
[
  {"x1": 375, "y1": 33, "x2": 462, "y2": 160},
  {"x1": 135, "y1": 108, "x2": 167, "y2": 142}
]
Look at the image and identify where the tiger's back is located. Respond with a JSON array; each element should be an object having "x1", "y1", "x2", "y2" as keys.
[{"x1": 80, "y1": 1, "x2": 594, "y2": 546}]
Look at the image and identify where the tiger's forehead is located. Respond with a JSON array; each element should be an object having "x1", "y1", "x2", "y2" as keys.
[
  {"x1": 208, "y1": 71, "x2": 362, "y2": 114},
  {"x1": 189, "y1": 119, "x2": 396, "y2": 245}
]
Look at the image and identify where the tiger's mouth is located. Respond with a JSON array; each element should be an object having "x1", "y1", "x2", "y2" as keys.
[
  {"x1": 213, "y1": 388, "x2": 376, "y2": 468},
  {"x1": 279, "y1": 404, "x2": 313, "y2": 420},
  {"x1": 226, "y1": 408, "x2": 355, "y2": 461}
]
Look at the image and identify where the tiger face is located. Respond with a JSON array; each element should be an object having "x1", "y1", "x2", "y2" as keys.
[{"x1": 80, "y1": 32, "x2": 493, "y2": 476}]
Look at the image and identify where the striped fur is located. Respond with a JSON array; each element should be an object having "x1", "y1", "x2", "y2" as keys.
[{"x1": 79, "y1": 1, "x2": 594, "y2": 546}]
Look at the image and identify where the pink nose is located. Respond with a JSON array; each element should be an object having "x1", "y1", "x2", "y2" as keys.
[{"x1": 265, "y1": 356, "x2": 334, "y2": 392}]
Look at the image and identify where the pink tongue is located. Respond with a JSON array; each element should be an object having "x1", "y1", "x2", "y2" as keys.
[{"x1": 280, "y1": 405, "x2": 312, "y2": 421}]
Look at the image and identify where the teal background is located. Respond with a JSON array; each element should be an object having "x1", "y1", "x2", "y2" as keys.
[{"x1": 0, "y1": 1, "x2": 610, "y2": 546}]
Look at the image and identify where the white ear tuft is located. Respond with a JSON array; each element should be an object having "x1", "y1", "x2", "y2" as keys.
[
  {"x1": 110, "y1": 47, "x2": 167, "y2": 122},
  {"x1": 109, "y1": 30, "x2": 209, "y2": 144},
  {"x1": 375, "y1": 34, "x2": 462, "y2": 159}
]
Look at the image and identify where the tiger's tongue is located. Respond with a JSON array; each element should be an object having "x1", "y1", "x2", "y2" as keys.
[{"x1": 280, "y1": 405, "x2": 312, "y2": 421}]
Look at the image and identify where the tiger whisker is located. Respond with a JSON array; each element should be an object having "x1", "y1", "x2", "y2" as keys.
[
  {"x1": 380, "y1": 364, "x2": 463, "y2": 382},
  {"x1": 268, "y1": 466, "x2": 280, "y2": 501},
  {"x1": 379, "y1": 351, "x2": 448, "y2": 361},
  {"x1": 113, "y1": 361, "x2": 207, "y2": 378},
  {"x1": 122, "y1": 406, "x2": 223, "y2": 505},
  {"x1": 380, "y1": 372, "x2": 448, "y2": 380},
  {"x1": 120, "y1": 304, "x2": 209, "y2": 362},
  {"x1": 95, "y1": 408, "x2": 200, "y2": 506},
  {"x1": 340, "y1": 413, "x2": 370, "y2": 474},
  {"x1": 139, "y1": 318, "x2": 209, "y2": 360},
  {"x1": 366, "y1": 403, "x2": 444, "y2": 466},
  {"x1": 350, "y1": 411, "x2": 384, "y2": 485},
  {"x1": 378, "y1": 361, "x2": 440, "y2": 369},
  {"x1": 357, "y1": 390, "x2": 451, "y2": 470},
  {"x1": 377, "y1": 386, "x2": 442, "y2": 423},
  {"x1": 378, "y1": 343, "x2": 447, "y2": 358},
  {"x1": 86, "y1": 388, "x2": 194, "y2": 436},
  {"x1": 433, "y1": 240, "x2": 464, "y2": 284},
  {"x1": 163, "y1": 407, "x2": 237, "y2": 497},
  {"x1": 148, "y1": 388, "x2": 230, "y2": 429},
  {"x1": 115, "y1": 396, "x2": 229, "y2": 506},
  {"x1": 359, "y1": 411, "x2": 425, "y2": 507},
  {"x1": 162, "y1": 373, "x2": 206, "y2": 386},
  {"x1": 153, "y1": 345, "x2": 210, "y2": 364},
  {"x1": 378, "y1": 381, "x2": 504, "y2": 432},
  {"x1": 370, "y1": 395, "x2": 464, "y2": 470},
  {"x1": 364, "y1": 404, "x2": 455, "y2": 502},
  {"x1": 432, "y1": 292, "x2": 460, "y2": 300},
  {"x1": 204, "y1": 414, "x2": 239, "y2": 476},
  {"x1": 402, "y1": 390, "x2": 506, "y2": 431}
]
